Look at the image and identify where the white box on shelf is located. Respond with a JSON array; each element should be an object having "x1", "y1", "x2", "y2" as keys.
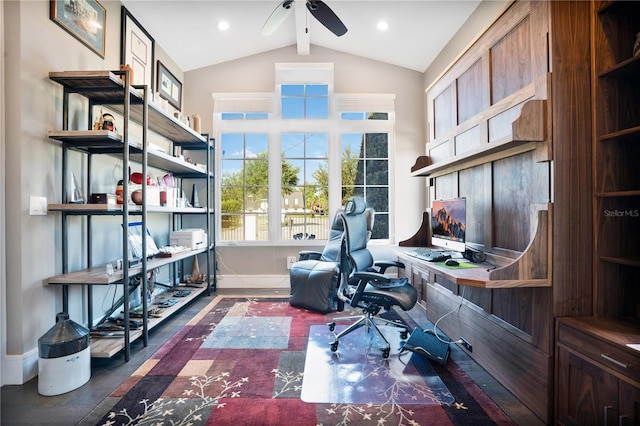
[{"x1": 170, "y1": 229, "x2": 207, "y2": 250}]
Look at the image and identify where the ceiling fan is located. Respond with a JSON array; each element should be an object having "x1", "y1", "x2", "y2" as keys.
[{"x1": 262, "y1": 0, "x2": 348, "y2": 37}]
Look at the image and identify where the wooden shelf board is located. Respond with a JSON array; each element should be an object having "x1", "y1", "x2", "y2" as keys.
[
  {"x1": 48, "y1": 130, "x2": 206, "y2": 176},
  {"x1": 595, "y1": 190, "x2": 640, "y2": 198},
  {"x1": 558, "y1": 316, "x2": 640, "y2": 349},
  {"x1": 90, "y1": 285, "x2": 208, "y2": 358},
  {"x1": 412, "y1": 140, "x2": 538, "y2": 177},
  {"x1": 47, "y1": 248, "x2": 207, "y2": 285},
  {"x1": 47, "y1": 204, "x2": 207, "y2": 214},
  {"x1": 598, "y1": 54, "x2": 640, "y2": 79},
  {"x1": 599, "y1": 125, "x2": 640, "y2": 142},
  {"x1": 600, "y1": 256, "x2": 640, "y2": 267},
  {"x1": 49, "y1": 71, "x2": 206, "y2": 145}
]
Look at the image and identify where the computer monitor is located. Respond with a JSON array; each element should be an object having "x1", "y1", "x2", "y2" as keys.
[{"x1": 431, "y1": 198, "x2": 466, "y2": 252}]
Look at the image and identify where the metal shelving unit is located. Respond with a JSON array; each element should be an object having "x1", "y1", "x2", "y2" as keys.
[{"x1": 47, "y1": 70, "x2": 214, "y2": 361}]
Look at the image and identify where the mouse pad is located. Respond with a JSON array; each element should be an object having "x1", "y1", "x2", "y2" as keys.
[{"x1": 436, "y1": 261, "x2": 480, "y2": 269}]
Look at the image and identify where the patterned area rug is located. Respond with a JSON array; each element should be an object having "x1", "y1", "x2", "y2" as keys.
[{"x1": 84, "y1": 296, "x2": 515, "y2": 425}]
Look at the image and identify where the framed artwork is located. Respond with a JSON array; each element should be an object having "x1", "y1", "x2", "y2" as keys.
[
  {"x1": 50, "y1": 0, "x2": 106, "y2": 58},
  {"x1": 120, "y1": 6, "x2": 155, "y2": 88},
  {"x1": 157, "y1": 61, "x2": 182, "y2": 111}
]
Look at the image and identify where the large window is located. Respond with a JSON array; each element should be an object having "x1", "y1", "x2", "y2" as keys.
[
  {"x1": 214, "y1": 64, "x2": 395, "y2": 244},
  {"x1": 220, "y1": 133, "x2": 269, "y2": 241},
  {"x1": 341, "y1": 130, "x2": 389, "y2": 240},
  {"x1": 281, "y1": 84, "x2": 328, "y2": 119},
  {"x1": 281, "y1": 132, "x2": 329, "y2": 240}
]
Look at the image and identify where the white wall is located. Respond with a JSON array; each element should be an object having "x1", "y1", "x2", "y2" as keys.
[
  {"x1": 2, "y1": 0, "x2": 126, "y2": 385},
  {"x1": 1, "y1": 0, "x2": 6, "y2": 388}
]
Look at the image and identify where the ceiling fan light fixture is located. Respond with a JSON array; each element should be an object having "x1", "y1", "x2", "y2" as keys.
[
  {"x1": 217, "y1": 21, "x2": 230, "y2": 31},
  {"x1": 263, "y1": 0, "x2": 347, "y2": 37},
  {"x1": 261, "y1": 0, "x2": 295, "y2": 35}
]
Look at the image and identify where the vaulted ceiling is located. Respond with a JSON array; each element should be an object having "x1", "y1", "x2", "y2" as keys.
[{"x1": 120, "y1": 0, "x2": 496, "y2": 73}]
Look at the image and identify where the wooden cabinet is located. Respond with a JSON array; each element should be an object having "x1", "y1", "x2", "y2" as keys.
[
  {"x1": 555, "y1": 2, "x2": 640, "y2": 422},
  {"x1": 407, "y1": 1, "x2": 594, "y2": 422},
  {"x1": 592, "y1": 0, "x2": 640, "y2": 321},
  {"x1": 46, "y1": 70, "x2": 214, "y2": 361},
  {"x1": 556, "y1": 317, "x2": 640, "y2": 426}
]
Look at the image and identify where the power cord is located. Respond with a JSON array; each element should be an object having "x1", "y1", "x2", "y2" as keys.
[{"x1": 430, "y1": 285, "x2": 466, "y2": 346}]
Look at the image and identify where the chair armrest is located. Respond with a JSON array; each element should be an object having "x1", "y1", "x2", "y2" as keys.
[
  {"x1": 354, "y1": 270, "x2": 408, "y2": 289},
  {"x1": 373, "y1": 260, "x2": 405, "y2": 274},
  {"x1": 297, "y1": 251, "x2": 322, "y2": 261},
  {"x1": 353, "y1": 271, "x2": 392, "y2": 285}
]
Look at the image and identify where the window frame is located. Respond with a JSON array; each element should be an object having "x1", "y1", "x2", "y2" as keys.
[{"x1": 213, "y1": 63, "x2": 396, "y2": 246}]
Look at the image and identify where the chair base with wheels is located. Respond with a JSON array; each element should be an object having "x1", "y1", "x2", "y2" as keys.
[{"x1": 328, "y1": 303, "x2": 410, "y2": 359}]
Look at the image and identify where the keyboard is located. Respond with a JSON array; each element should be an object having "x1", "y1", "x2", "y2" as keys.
[{"x1": 406, "y1": 248, "x2": 451, "y2": 262}]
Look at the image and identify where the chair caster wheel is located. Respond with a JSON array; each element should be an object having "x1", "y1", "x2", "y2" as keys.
[
  {"x1": 330, "y1": 341, "x2": 339, "y2": 352},
  {"x1": 400, "y1": 331, "x2": 408, "y2": 340},
  {"x1": 382, "y1": 348, "x2": 390, "y2": 359},
  {"x1": 328, "y1": 322, "x2": 336, "y2": 332}
]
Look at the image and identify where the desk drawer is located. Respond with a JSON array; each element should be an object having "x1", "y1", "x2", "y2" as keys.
[{"x1": 558, "y1": 322, "x2": 640, "y2": 383}]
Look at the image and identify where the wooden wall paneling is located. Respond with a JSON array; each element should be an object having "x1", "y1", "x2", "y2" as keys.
[
  {"x1": 490, "y1": 13, "x2": 533, "y2": 104},
  {"x1": 415, "y1": 1, "x2": 599, "y2": 421},
  {"x1": 454, "y1": 125, "x2": 482, "y2": 156},
  {"x1": 493, "y1": 287, "x2": 534, "y2": 335},
  {"x1": 529, "y1": 0, "x2": 550, "y2": 101},
  {"x1": 433, "y1": 84, "x2": 455, "y2": 141},
  {"x1": 457, "y1": 58, "x2": 486, "y2": 124},
  {"x1": 426, "y1": 283, "x2": 552, "y2": 422},
  {"x1": 459, "y1": 163, "x2": 491, "y2": 248},
  {"x1": 548, "y1": 0, "x2": 593, "y2": 320},
  {"x1": 492, "y1": 152, "x2": 547, "y2": 251},
  {"x1": 433, "y1": 173, "x2": 458, "y2": 200}
]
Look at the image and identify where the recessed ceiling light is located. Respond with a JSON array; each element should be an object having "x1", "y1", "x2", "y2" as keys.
[
  {"x1": 217, "y1": 21, "x2": 230, "y2": 31},
  {"x1": 376, "y1": 21, "x2": 389, "y2": 31}
]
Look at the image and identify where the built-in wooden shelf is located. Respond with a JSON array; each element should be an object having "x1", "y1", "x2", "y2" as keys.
[
  {"x1": 598, "y1": 125, "x2": 640, "y2": 142},
  {"x1": 394, "y1": 203, "x2": 552, "y2": 289},
  {"x1": 413, "y1": 99, "x2": 548, "y2": 177},
  {"x1": 90, "y1": 285, "x2": 208, "y2": 358}
]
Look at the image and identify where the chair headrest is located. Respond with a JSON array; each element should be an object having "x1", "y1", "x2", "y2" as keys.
[{"x1": 344, "y1": 196, "x2": 367, "y2": 216}]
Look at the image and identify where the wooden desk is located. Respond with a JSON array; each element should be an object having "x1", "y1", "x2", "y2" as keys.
[{"x1": 392, "y1": 246, "x2": 550, "y2": 289}]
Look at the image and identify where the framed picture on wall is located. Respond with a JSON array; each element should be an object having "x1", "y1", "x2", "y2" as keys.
[
  {"x1": 157, "y1": 61, "x2": 182, "y2": 111},
  {"x1": 120, "y1": 6, "x2": 155, "y2": 88},
  {"x1": 50, "y1": 0, "x2": 106, "y2": 58}
]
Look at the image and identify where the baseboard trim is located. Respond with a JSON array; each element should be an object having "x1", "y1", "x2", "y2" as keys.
[
  {"x1": 3, "y1": 347, "x2": 38, "y2": 385},
  {"x1": 216, "y1": 274, "x2": 291, "y2": 289}
]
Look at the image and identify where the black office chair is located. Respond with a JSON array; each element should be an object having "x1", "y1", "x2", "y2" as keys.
[
  {"x1": 289, "y1": 209, "x2": 344, "y2": 313},
  {"x1": 328, "y1": 197, "x2": 418, "y2": 359}
]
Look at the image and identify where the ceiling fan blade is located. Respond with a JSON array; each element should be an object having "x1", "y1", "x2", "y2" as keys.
[
  {"x1": 306, "y1": 0, "x2": 347, "y2": 37},
  {"x1": 261, "y1": 0, "x2": 295, "y2": 35}
]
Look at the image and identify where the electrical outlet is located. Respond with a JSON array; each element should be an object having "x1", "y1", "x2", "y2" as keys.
[
  {"x1": 286, "y1": 256, "x2": 297, "y2": 269},
  {"x1": 29, "y1": 196, "x2": 48, "y2": 215},
  {"x1": 460, "y1": 337, "x2": 472, "y2": 352}
]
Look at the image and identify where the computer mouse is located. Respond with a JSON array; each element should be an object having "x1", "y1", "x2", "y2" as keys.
[{"x1": 445, "y1": 259, "x2": 459, "y2": 267}]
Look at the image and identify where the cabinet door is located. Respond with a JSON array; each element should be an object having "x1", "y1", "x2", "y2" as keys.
[
  {"x1": 557, "y1": 347, "x2": 618, "y2": 426},
  {"x1": 619, "y1": 380, "x2": 640, "y2": 426},
  {"x1": 409, "y1": 265, "x2": 430, "y2": 307}
]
